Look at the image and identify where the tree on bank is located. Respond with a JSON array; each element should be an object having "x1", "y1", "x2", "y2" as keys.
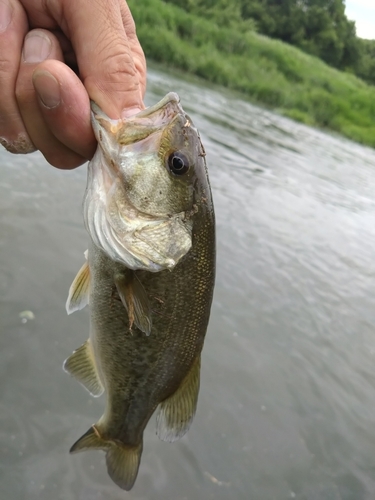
[
  {"x1": 164, "y1": 0, "x2": 375, "y2": 85},
  {"x1": 240, "y1": 0, "x2": 359, "y2": 69}
]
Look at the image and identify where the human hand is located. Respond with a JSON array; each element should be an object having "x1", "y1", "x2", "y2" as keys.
[{"x1": 0, "y1": 0, "x2": 146, "y2": 168}]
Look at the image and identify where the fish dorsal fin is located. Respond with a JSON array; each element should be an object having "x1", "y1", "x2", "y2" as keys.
[
  {"x1": 70, "y1": 424, "x2": 143, "y2": 491},
  {"x1": 66, "y1": 251, "x2": 90, "y2": 315},
  {"x1": 114, "y1": 272, "x2": 152, "y2": 336},
  {"x1": 63, "y1": 340, "x2": 104, "y2": 397},
  {"x1": 156, "y1": 355, "x2": 201, "y2": 442}
]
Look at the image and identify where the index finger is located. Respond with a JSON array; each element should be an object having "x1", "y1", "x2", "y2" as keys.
[{"x1": 52, "y1": 0, "x2": 145, "y2": 118}]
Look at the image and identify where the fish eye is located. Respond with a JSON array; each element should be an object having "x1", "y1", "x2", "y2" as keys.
[{"x1": 167, "y1": 152, "x2": 189, "y2": 176}]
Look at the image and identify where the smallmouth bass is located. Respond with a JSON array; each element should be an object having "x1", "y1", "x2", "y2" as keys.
[{"x1": 64, "y1": 93, "x2": 215, "y2": 490}]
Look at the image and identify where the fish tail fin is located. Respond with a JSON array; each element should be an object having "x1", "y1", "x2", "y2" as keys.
[
  {"x1": 106, "y1": 441, "x2": 143, "y2": 491},
  {"x1": 69, "y1": 425, "x2": 143, "y2": 491}
]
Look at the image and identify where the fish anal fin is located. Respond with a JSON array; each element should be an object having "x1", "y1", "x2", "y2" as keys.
[
  {"x1": 66, "y1": 254, "x2": 90, "y2": 315},
  {"x1": 114, "y1": 272, "x2": 152, "y2": 336},
  {"x1": 156, "y1": 355, "x2": 201, "y2": 443},
  {"x1": 63, "y1": 340, "x2": 104, "y2": 397},
  {"x1": 70, "y1": 425, "x2": 143, "y2": 491}
]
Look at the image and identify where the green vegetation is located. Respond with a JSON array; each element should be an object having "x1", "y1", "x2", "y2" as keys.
[
  {"x1": 128, "y1": 0, "x2": 375, "y2": 147},
  {"x1": 163, "y1": 0, "x2": 375, "y2": 86}
]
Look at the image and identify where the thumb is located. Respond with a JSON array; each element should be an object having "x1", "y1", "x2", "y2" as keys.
[{"x1": 60, "y1": 0, "x2": 144, "y2": 118}]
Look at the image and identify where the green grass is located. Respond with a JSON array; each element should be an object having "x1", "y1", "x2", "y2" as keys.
[{"x1": 128, "y1": 0, "x2": 375, "y2": 148}]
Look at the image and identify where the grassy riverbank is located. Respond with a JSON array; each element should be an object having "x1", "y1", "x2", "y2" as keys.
[{"x1": 128, "y1": 0, "x2": 375, "y2": 148}]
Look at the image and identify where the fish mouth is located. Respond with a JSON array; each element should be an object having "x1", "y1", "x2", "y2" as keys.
[
  {"x1": 90, "y1": 93, "x2": 185, "y2": 147},
  {"x1": 90, "y1": 92, "x2": 181, "y2": 121},
  {"x1": 131, "y1": 92, "x2": 181, "y2": 119}
]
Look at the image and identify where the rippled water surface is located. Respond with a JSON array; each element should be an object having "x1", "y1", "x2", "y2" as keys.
[{"x1": 1, "y1": 68, "x2": 375, "y2": 500}]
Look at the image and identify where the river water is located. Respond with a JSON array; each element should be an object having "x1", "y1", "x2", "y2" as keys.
[{"x1": 1, "y1": 67, "x2": 375, "y2": 500}]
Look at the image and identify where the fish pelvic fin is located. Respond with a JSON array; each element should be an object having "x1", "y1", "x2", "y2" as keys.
[
  {"x1": 63, "y1": 339, "x2": 104, "y2": 397},
  {"x1": 66, "y1": 251, "x2": 90, "y2": 314},
  {"x1": 114, "y1": 272, "x2": 152, "y2": 336},
  {"x1": 156, "y1": 355, "x2": 201, "y2": 443},
  {"x1": 70, "y1": 425, "x2": 143, "y2": 491}
]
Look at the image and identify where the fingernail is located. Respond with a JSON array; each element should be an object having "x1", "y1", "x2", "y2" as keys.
[
  {"x1": 33, "y1": 71, "x2": 60, "y2": 109},
  {"x1": 121, "y1": 107, "x2": 142, "y2": 119},
  {"x1": 23, "y1": 32, "x2": 52, "y2": 63},
  {"x1": 0, "y1": 1, "x2": 13, "y2": 33}
]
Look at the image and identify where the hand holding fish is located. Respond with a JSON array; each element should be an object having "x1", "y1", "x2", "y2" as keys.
[{"x1": 0, "y1": 0, "x2": 146, "y2": 169}]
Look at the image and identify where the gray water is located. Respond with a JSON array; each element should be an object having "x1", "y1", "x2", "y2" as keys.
[{"x1": 1, "y1": 67, "x2": 375, "y2": 500}]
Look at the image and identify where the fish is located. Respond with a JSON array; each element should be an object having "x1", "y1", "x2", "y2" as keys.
[{"x1": 63, "y1": 92, "x2": 215, "y2": 491}]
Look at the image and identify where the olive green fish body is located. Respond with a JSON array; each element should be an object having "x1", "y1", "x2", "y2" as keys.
[
  {"x1": 91, "y1": 205, "x2": 214, "y2": 439},
  {"x1": 64, "y1": 93, "x2": 215, "y2": 490}
]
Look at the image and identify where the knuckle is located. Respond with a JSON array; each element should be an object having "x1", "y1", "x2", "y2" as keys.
[
  {"x1": 0, "y1": 57, "x2": 15, "y2": 78},
  {"x1": 88, "y1": 49, "x2": 140, "y2": 95},
  {"x1": 94, "y1": 30, "x2": 138, "y2": 81},
  {"x1": 103, "y1": 49, "x2": 136, "y2": 80}
]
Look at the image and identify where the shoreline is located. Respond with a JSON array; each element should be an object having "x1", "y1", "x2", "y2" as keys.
[{"x1": 129, "y1": 0, "x2": 375, "y2": 149}]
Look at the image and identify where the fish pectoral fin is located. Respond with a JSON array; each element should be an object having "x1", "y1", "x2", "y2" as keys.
[
  {"x1": 63, "y1": 340, "x2": 104, "y2": 397},
  {"x1": 70, "y1": 425, "x2": 143, "y2": 491},
  {"x1": 66, "y1": 252, "x2": 90, "y2": 314},
  {"x1": 114, "y1": 272, "x2": 152, "y2": 336},
  {"x1": 156, "y1": 355, "x2": 201, "y2": 443}
]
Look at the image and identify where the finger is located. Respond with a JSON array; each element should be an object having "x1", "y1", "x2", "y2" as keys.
[
  {"x1": 50, "y1": 29, "x2": 77, "y2": 72},
  {"x1": 53, "y1": 0, "x2": 145, "y2": 118},
  {"x1": 0, "y1": 0, "x2": 33, "y2": 153},
  {"x1": 16, "y1": 29, "x2": 86, "y2": 169},
  {"x1": 33, "y1": 60, "x2": 96, "y2": 160},
  {"x1": 119, "y1": 0, "x2": 147, "y2": 106}
]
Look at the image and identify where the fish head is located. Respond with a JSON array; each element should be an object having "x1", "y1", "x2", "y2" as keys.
[{"x1": 84, "y1": 93, "x2": 211, "y2": 271}]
